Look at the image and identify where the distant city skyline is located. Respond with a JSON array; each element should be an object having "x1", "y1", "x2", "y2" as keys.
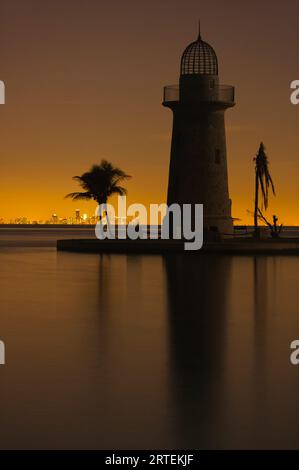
[
  {"x1": 0, "y1": 208, "x2": 97, "y2": 225},
  {"x1": 0, "y1": 207, "x2": 133, "y2": 225}
]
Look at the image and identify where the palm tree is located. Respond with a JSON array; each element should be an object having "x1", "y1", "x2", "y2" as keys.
[
  {"x1": 65, "y1": 160, "x2": 131, "y2": 220},
  {"x1": 253, "y1": 143, "x2": 275, "y2": 238}
]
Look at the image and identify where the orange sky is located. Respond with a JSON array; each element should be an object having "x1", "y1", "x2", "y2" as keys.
[{"x1": 0, "y1": 0, "x2": 298, "y2": 224}]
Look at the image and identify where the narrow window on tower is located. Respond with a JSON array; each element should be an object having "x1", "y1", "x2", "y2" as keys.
[{"x1": 215, "y1": 149, "x2": 221, "y2": 164}]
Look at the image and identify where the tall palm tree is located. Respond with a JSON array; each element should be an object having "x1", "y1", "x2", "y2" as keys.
[
  {"x1": 65, "y1": 160, "x2": 131, "y2": 219},
  {"x1": 254, "y1": 143, "x2": 275, "y2": 238}
]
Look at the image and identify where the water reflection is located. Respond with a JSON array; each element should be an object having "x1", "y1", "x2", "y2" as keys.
[
  {"x1": 164, "y1": 254, "x2": 299, "y2": 449},
  {"x1": 92, "y1": 254, "x2": 173, "y2": 449},
  {"x1": 1, "y1": 249, "x2": 299, "y2": 448},
  {"x1": 164, "y1": 255, "x2": 232, "y2": 448}
]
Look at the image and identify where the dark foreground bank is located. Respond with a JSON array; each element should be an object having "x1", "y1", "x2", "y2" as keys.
[{"x1": 57, "y1": 237, "x2": 299, "y2": 255}]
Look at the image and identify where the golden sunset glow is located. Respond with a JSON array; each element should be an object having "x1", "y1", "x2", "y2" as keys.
[{"x1": 0, "y1": 1, "x2": 298, "y2": 224}]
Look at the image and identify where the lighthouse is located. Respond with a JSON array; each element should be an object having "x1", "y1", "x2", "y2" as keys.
[{"x1": 163, "y1": 26, "x2": 235, "y2": 237}]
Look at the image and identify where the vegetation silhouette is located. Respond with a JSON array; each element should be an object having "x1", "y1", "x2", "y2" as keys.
[
  {"x1": 257, "y1": 210, "x2": 283, "y2": 239},
  {"x1": 253, "y1": 143, "x2": 275, "y2": 239},
  {"x1": 65, "y1": 160, "x2": 131, "y2": 220}
]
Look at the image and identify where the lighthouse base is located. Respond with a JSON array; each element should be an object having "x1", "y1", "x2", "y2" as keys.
[{"x1": 204, "y1": 216, "x2": 234, "y2": 239}]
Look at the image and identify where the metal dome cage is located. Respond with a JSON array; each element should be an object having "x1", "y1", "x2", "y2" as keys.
[{"x1": 180, "y1": 39, "x2": 218, "y2": 76}]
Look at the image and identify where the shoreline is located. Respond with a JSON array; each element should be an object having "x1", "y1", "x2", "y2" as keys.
[{"x1": 57, "y1": 238, "x2": 299, "y2": 255}]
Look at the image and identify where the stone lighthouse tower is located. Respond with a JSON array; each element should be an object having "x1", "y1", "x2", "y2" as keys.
[{"x1": 163, "y1": 26, "x2": 235, "y2": 237}]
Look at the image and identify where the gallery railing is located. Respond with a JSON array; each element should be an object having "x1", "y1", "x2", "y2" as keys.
[{"x1": 163, "y1": 84, "x2": 235, "y2": 104}]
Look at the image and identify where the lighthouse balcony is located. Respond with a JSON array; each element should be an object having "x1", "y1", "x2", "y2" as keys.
[{"x1": 163, "y1": 84, "x2": 235, "y2": 107}]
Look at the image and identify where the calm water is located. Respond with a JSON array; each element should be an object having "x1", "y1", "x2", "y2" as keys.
[{"x1": 1, "y1": 238, "x2": 299, "y2": 448}]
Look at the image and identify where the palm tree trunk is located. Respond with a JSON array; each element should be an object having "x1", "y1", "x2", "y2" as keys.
[
  {"x1": 103, "y1": 202, "x2": 111, "y2": 236},
  {"x1": 97, "y1": 200, "x2": 113, "y2": 235},
  {"x1": 96, "y1": 201, "x2": 107, "y2": 222},
  {"x1": 254, "y1": 170, "x2": 259, "y2": 239}
]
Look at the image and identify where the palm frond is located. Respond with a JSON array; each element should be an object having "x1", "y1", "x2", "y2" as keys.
[
  {"x1": 255, "y1": 142, "x2": 275, "y2": 210},
  {"x1": 66, "y1": 160, "x2": 131, "y2": 204},
  {"x1": 257, "y1": 170, "x2": 267, "y2": 209},
  {"x1": 265, "y1": 168, "x2": 276, "y2": 196},
  {"x1": 109, "y1": 185, "x2": 128, "y2": 197},
  {"x1": 65, "y1": 191, "x2": 93, "y2": 201}
]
